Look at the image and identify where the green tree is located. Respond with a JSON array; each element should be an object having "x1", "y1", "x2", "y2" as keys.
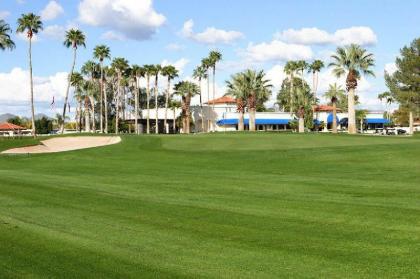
[
  {"x1": 385, "y1": 38, "x2": 420, "y2": 134},
  {"x1": 284, "y1": 61, "x2": 299, "y2": 112},
  {"x1": 329, "y1": 44, "x2": 375, "y2": 134},
  {"x1": 81, "y1": 60, "x2": 100, "y2": 132},
  {"x1": 143, "y1": 64, "x2": 155, "y2": 134},
  {"x1": 356, "y1": 109, "x2": 368, "y2": 133},
  {"x1": 93, "y1": 45, "x2": 111, "y2": 133},
  {"x1": 61, "y1": 29, "x2": 86, "y2": 133},
  {"x1": 208, "y1": 51, "x2": 222, "y2": 131},
  {"x1": 225, "y1": 73, "x2": 247, "y2": 131},
  {"x1": 174, "y1": 81, "x2": 200, "y2": 134},
  {"x1": 111, "y1": 57, "x2": 129, "y2": 134},
  {"x1": 324, "y1": 83, "x2": 345, "y2": 133},
  {"x1": 201, "y1": 57, "x2": 212, "y2": 132},
  {"x1": 16, "y1": 13, "x2": 43, "y2": 137},
  {"x1": 70, "y1": 72, "x2": 85, "y2": 132},
  {"x1": 148, "y1": 65, "x2": 162, "y2": 134},
  {"x1": 130, "y1": 65, "x2": 145, "y2": 135},
  {"x1": 162, "y1": 65, "x2": 179, "y2": 133},
  {"x1": 168, "y1": 100, "x2": 181, "y2": 133},
  {"x1": 0, "y1": 20, "x2": 15, "y2": 51},
  {"x1": 308, "y1": 60, "x2": 325, "y2": 97},
  {"x1": 193, "y1": 65, "x2": 208, "y2": 132}
]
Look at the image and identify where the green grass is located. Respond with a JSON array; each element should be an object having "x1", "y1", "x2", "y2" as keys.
[{"x1": 0, "y1": 133, "x2": 419, "y2": 278}]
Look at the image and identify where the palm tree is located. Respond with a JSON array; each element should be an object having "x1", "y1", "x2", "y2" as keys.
[
  {"x1": 296, "y1": 60, "x2": 309, "y2": 80},
  {"x1": 242, "y1": 69, "x2": 272, "y2": 131},
  {"x1": 168, "y1": 100, "x2": 181, "y2": 133},
  {"x1": 378, "y1": 91, "x2": 394, "y2": 120},
  {"x1": 93, "y1": 45, "x2": 111, "y2": 133},
  {"x1": 70, "y1": 72, "x2": 84, "y2": 132},
  {"x1": 162, "y1": 65, "x2": 179, "y2": 133},
  {"x1": 130, "y1": 65, "x2": 145, "y2": 134},
  {"x1": 148, "y1": 65, "x2": 162, "y2": 134},
  {"x1": 81, "y1": 60, "x2": 99, "y2": 132},
  {"x1": 201, "y1": 57, "x2": 212, "y2": 132},
  {"x1": 192, "y1": 65, "x2": 208, "y2": 132},
  {"x1": 143, "y1": 64, "x2": 154, "y2": 134},
  {"x1": 329, "y1": 44, "x2": 375, "y2": 134},
  {"x1": 60, "y1": 29, "x2": 86, "y2": 133},
  {"x1": 284, "y1": 61, "x2": 299, "y2": 112},
  {"x1": 324, "y1": 83, "x2": 345, "y2": 133},
  {"x1": 0, "y1": 20, "x2": 15, "y2": 51},
  {"x1": 111, "y1": 57, "x2": 129, "y2": 134},
  {"x1": 16, "y1": 13, "x2": 43, "y2": 137},
  {"x1": 174, "y1": 81, "x2": 200, "y2": 134},
  {"x1": 308, "y1": 60, "x2": 325, "y2": 98},
  {"x1": 226, "y1": 73, "x2": 247, "y2": 131},
  {"x1": 208, "y1": 51, "x2": 222, "y2": 132},
  {"x1": 356, "y1": 109, "x2": 368, "y2": 133}
]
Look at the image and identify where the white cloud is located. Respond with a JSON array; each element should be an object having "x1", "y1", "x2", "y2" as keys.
[
  {"x1": 78, "y1": 0, "x2": 165, "y2": 41},
  {"x1": 275, "y1": 26, "x2": 377, "y2": 46},
  {"x1": 181, "y1": 19, "x2": 244, "y2": 45},
  {"x1": 100, "y1": 31, "x2": 127, "y2": 41},
  {"x1": 165, "y1": 43, "x2": 185, "y2": 51},
  {"x1": 241, "y1": 40, "x2": 313, "y2": 63},
  {"x1": 0, "y1": 68, "x2": 69, "y2": 116},
  {"x1": 0, "y1": 10, "x2": 10, "y2": 19},
  {"x1": 16, "y1": 32, "x2": 39, "y2": 42},
  {"x1": 161, "y1": 58, "x2": 189, "y2": 75},
  {"x1": 40, "y1": 1, "x2": 64, "y2": 21},
  {"x1": 42, "y1": 25, "x2": 66, "y2": 40},
  {"x1": 384, "y1": 63, "x2": 397, "y2": 75}
]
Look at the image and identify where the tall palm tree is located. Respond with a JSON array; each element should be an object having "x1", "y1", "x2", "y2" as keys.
[
  {"x1": 143, "y1": 64, "x2": 154, "y2": 134},
  {"x1": 242, "y1": 69, "x2": 272, "y2": 131},
  {"x1": 329, "y1": 44, "x2": 375, "y2": 134},
  {"x1": 284, "y1": 61, "x2": 299, "y2": 112},
  {"x1": 324, "y1": 83, "x2": 345, "y2": 133},
  {"x1": 226, "y1": 73, "x2": 247, "y2": 131},
  {"x1": 174, "y1": 81, "x2": 200, "y2": 134},
  {"x1": 16, "y1": 13, "x2": 43, "y2": 137},
  {"x1": 0, "y1": 20, "x2": 15, "y2": 51},
  {"x1": 308, "y1": 60, "x2": 325, "y2": 98},
  {"x1": 111, "y1": 57, "x2": 129, "y2": 134},
  {"x1": 356, "y1": 109, "x2": 368, "y2": 133},
  {"x1": 70, "y1": 72, "x2": 84, "y2": 132},
  {"x1": 162, "y1": 65, "x2": 179, "y2": 133},
  {"x1": 208, "y1": 51, "x2": 222, "y2": 132},
  {"x1": 296, "y1": 60, "x2": 309, "y2": 80},
  {"x1": 61, "y1": 29, "x2": 86, "y2": 133},
  {"x1": 93, "y1": 45, "x2": 111, "y2": 133},
  {"x1": 149, "y1": 64, "x2": 162, "y2": 134},
  {"x1": 192, "y1": 65, "x2": 208, "y2": 132},
  {"x1": 130, "y1": 65, "x2": 145, "y2": 135},
  {"x1": 201, "y1": 57, "x2": 212, "y2": 132},
  {"x1": 81, "y1": 60, "x2": 99, "y2": 132}
]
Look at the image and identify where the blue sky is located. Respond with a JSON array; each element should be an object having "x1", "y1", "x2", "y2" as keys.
[{"x1": 1, "y1": 0, "x2": 419, "y2": 117}]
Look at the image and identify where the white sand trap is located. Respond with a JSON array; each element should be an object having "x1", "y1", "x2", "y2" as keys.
[{"x1": 2, "y1": 136, "x2": 121, "y2": 154}]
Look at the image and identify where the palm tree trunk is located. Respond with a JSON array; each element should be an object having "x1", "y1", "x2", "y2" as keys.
[
  {"x1": 146, "y1": 75, "x2": 150, "y2": 134},
  {"x1": 85, "y1": 99, "x2": 90, "y2": 132},
  {"x1": 173, "y1": 108, "x2": 176, "y2": 133},
  {"x1": 100, "y1": 62, "x2": 104, "y2": 133},
  {"x1": 155, "y1": 76, "x2": 159, "y2": 134},
  {"x1": 207, "y1": 73, "x2": 210, "y2": 132},
  {"x1": 28, "y1": 37, "x2": 36, "y2": 137},
  {"x1": 348, "y1": 88, "x2": 356, "y2": 134},
  {"x1": 298, "y1": 117, "x2": 305, "y2": 133},
  {"x1": 249, "y1": 108, "x2": 256, "y2": 131},
  {"x1": 238, "y1": 110, "x2": 244, "y2": 131},
  {"x1": 332, "y1": 101, "x2": 338, "y2": 134},
  {"x1": 164, "y1": 78, "x2": 171, "y2": 134},
  {"x1": 290, "y1": 74, "x2": 294, "y2": 112},
  {"x1": 90, "y1": 96, "x2": 95, "y2": 132},
  {"x1": 212, "y1": 67, "x2": 216, "y2": 132},
  {"x1": 104, "y1": 79, "x2": 109, "y2": 134},
  {"x1": 409, "y1": 111, "x2": 414, "y2": 135},
  {"x1": 61, "y1": 47, "x2": 77, "y2": 134},
  {"x1": 186, "y1": 100, "x2": 190, "y2": 134},
  {"x1": 199, "y1": 79, "x2": 204, "y2": 132},
  {"x1": 78, "y1": 100, "x2": 82, "y2": 132},
  {"x1": 115, "y1": 75, "x2": 120, "y2": 134},
  {"x1": 134, "y1": 78, "x2": 139, "y2": 135}
]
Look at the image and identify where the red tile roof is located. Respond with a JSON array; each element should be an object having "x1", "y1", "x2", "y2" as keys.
[
  {"x1": 0, "y1": 122, "x2": 25, "y2": 131},
  {"x1": 314, "y1": 105, "x2": 342, "y2": 112},
  {"x1": 205, "y1": 96, "x2": 236, "y2": 105}
]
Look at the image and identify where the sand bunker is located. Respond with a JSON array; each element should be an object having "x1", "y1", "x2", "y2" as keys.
[{"x1": 2, "y1": 136, "x2": 121, "y2": 154}]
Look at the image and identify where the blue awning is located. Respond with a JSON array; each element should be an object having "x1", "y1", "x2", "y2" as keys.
[
  {"x1": 365, "y1": 118, "x2": 390, "y2": 124},
  {"x1": 217, "y1": 118, "x2": 291, "y2": 126},
  {"x1": 327, "y1": 113, "x2": 339, "y2": 124}
]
